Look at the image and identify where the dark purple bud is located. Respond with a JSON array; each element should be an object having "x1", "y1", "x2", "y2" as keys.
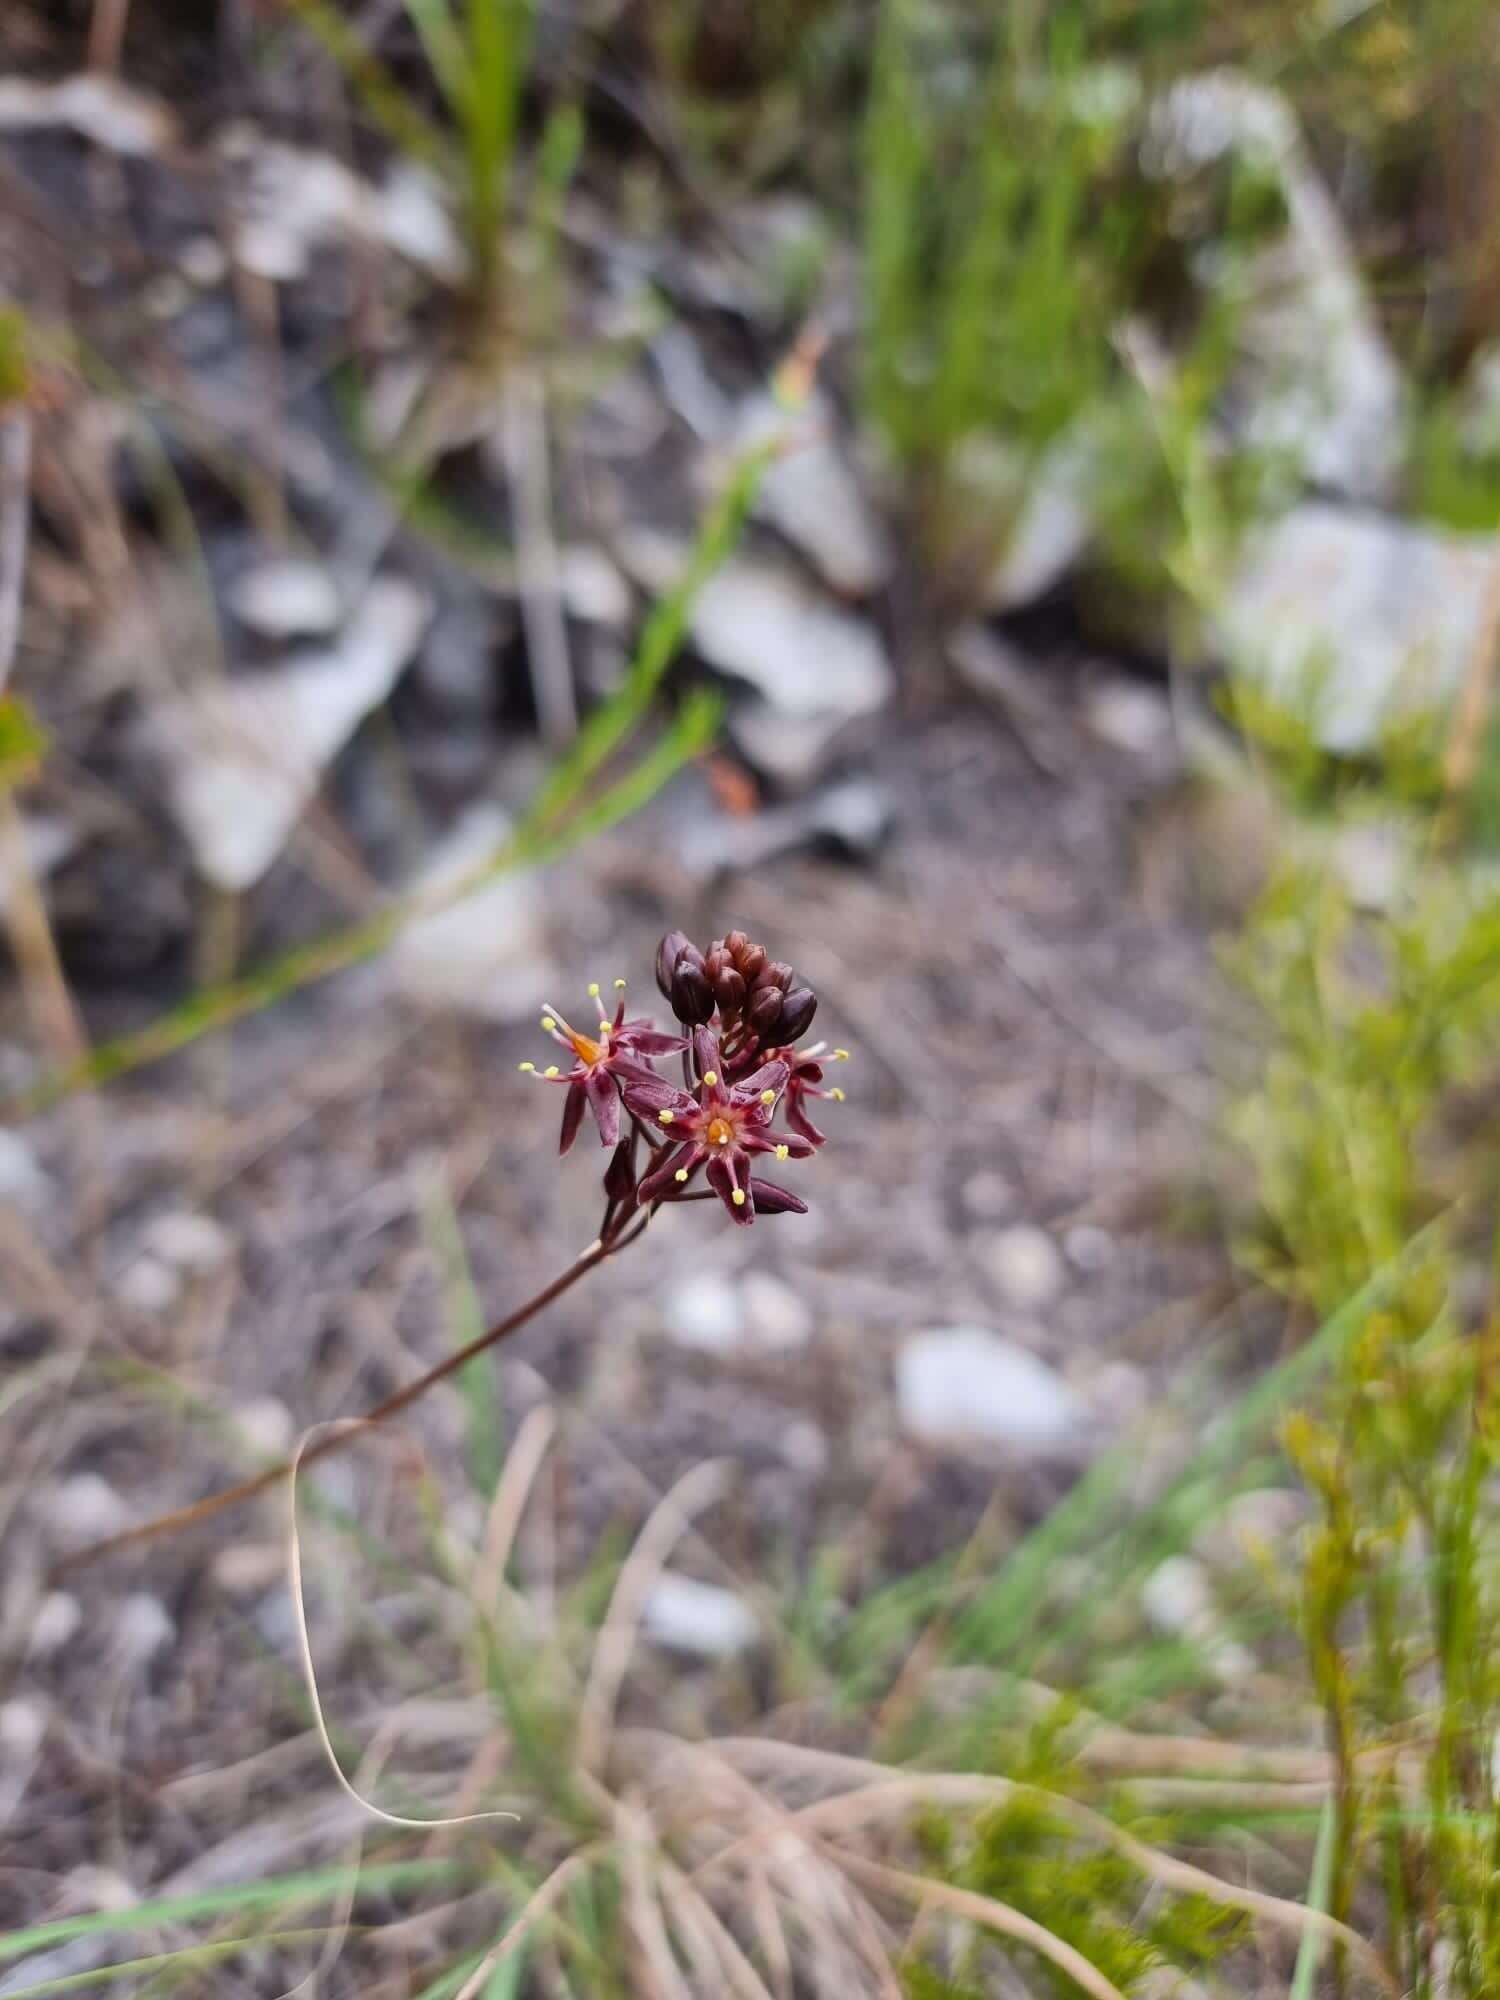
[
  {"x1": 604, "y1": 1137, "x2": 637, "y2": 1202},
  {"x1": 749, "y1": 1177, "x2": 808, "y2": 1216},
  {"x1": 762, "y1": 960, "x2": 794, "y2": 993},
  {"x1": 715, "y1": 966, "x2": 746, "y2": 1013},
  {"x1": 670, "y1": 957, "x2": 715, "y2": 1024},
  {"x1": 778, "y1": 986, "x2": 818, "y2": 1041},
  {"x1": 749, "y1": 984, "x2": 784, "y2": 1034},
  {"x1": 655, "y1": 930, "x2": 696, "y2": 1001}
]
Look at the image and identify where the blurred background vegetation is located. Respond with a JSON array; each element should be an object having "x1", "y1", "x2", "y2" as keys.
[{"x1": 5, "y1": 2, "x2": 1500, "y2": 1995}]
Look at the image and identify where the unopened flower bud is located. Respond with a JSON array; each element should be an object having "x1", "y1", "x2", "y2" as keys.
[
  {"x1": 749, "y1": 985, "x2": 784, "y2": 1034},
  {"x1": 763, "y1": 960, "x2": 794, "y2": 992},
  {"x1": 778, "y1": 986, "x2": 818, "y2": 1041},
  {"x1": 749, "y1": 1178, "x2": 808, "y2": 1216},
  {"x1": 715, "y1": 966, "x2": 746, "y2": 1013},
  {"x1": 604, "y1": 1138, "x2": 637, "y2": 1203},
  {"x1": 671, "y1": 957, "x2": 715, "y2": 1024},
  {"x1": 723, "y1": 929, "x2": 749, "y2": 961},
  {"x1": 655, "y1": 930, "x2": 696, "y2": 1002},
  {"x1": 740, "y1": 943, "x2": 768, "y2": 984}
]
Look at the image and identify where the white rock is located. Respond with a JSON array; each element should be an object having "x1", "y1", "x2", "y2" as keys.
[
  {"x1": 728, "y1": 703, "x2": 855, "y2": 791},
  {"x1": 211, "y1": 1543, "x2": 284, "y2": 1599},
  {"x1": 664, "y1": 1270, "x2": 745, "y2": 1354},
  {"x1": 781, "y1": 1418, "x2": 828, "y2": 1475},
  {"x1": 897, "y1": 1328, "x2": 1087, "y2": 1452},
  {"x1": 642, "y1": 1573, "x2": 759, "y2": 1660},
  {"x1": 161, "y1": 577, "x2": 430, "y2": 889},
  {"x1": 144, "y1": 1210, "x2": 235, "y2": 1274},
  {"x1": 28, "y1": 1592, "x2": 82, "y2": 1662},
  {"x1": 1218, "y1": 505, "x2": 1495, "y2": 754},
  {"x1": 961, "y1": 1169, "x2": 1014, "y2": 1222},
  {"x1": 741, "y1": 1272, "x2": 814, "y2": 1351},
  {"x1": 227, "y1": 559, "x2": 343, "y2": 640},
  {"x1": 234, "y1": 1396, "x2": 295, "y2": 1459},
  {"x1": 1144, "y1": 72, "x2": 1403, "y2": 501},
  {"x1": 982, "y1": 1225, "x2": 1065, "y2": 1311},
  {"x1": 115, "y1": 1255, "x2": 181, "y2": 1317},
  {"x1": 48, "y1": 1475, "x2": 129, "y2": 1552},
  {"x1": 734, "y1": 388, "x2": 891, "y2": 597},
  {"x1": 687, "y1": 557, "x2": 894, "y2": 721},
  {"x1": 556, "y1": 546, "x2": 633, "y2": 630},
  {"x1": 389, "y1": 802, "x2": 554, "y2": 1023},
  {"x1": 0, "y1": 1696, "x2": 46, "y2": 1762},
  {"x1": 114, "y1": 1593, "x2": 175, "y2": 1668},
  {"x1": 232, "y1": 143, "x2": 465, "y2": 284},
  {"x1": 1141, "y1": 1554, "x2": 1255, "y2": 1686},
  {"x1": 1085, "y1": 679, "x2": 1173, "y2": 756},
  {"x1": 178, "y1": 236, "x2": 229, "y2": 288},
  {"x1": 59, "y1": 1866, "x2": 138, "y2": 1915},
  {"x1": 0, "y1": 74, "x2": 174, "y2": 155},
  {"x1": 0, "y1": 1131, "x2": 52, "y2": 1214}
]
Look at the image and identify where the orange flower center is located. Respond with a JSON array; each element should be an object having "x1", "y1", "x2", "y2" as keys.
[
  {"x1": 707, "y1": 1116, "x2": 734, "y2": 1147},
  {"x1": 566, "y1": 1028, "x2": 603, "y2": 1066}
]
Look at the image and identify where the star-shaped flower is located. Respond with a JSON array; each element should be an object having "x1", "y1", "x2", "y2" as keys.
[
  {"x1": 623, "y1": 1028, "x2": 813, "y2": 1225},
  {"x1": 519, "y1": 980, "x2": 686, "y2": 1152},
  {"x1": 773, "y1": 1041, "x2": 850, "y2": 1149}
]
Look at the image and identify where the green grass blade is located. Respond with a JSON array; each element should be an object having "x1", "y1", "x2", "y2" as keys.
[
  {"x1": 0, "y1": 1860, "x2": 453, "y2": 1963},
  {"x1": 1289, "y1": 1796, "x2": 1337, "y2": 2000}
]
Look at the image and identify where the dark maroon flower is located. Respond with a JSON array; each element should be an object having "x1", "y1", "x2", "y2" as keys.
[
  {"x1": 624, "y1": 1029, "x2": 813, "y2": 1225},
  {"x1": 520, "y1": 979, "x2": 686, "y2": 1152},
  {"x1": 773, "y1": 1041, "x2": 849, "y2": 1149}
]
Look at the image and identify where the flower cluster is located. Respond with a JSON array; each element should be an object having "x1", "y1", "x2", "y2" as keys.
[{"x1": 520, "y1": 930, "x2": 848, "y2": 1225}]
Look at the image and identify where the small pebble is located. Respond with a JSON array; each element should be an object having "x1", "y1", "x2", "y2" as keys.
[
  {"x1": 234, "y1": 1395, "x2": 294, "y2": 1458},
  {"x1": 780, "y1": 1418, "x2": 828, "y2": 1475},
  {"x1": 178, "y1": 235, "x2": 228, "y2": 287},
  {"x1": 48, "y1": 1475, "x2": 129, "y2": 1552},
  {"x1": 898, "y1": 1327, "x2": 1087, "y2": 1453},
  {"x1": 642, "y1": 1574, "x2": 759, "y2": 1660},
  {"x1": 211, "y1": 1543, "x2": 284, "y2": 1600},
  {"x1": 741, "y1": 1272, "x2": 814, "y2": 1351},
  {"x1": 116, "y1": 1254, "x2": 181, "y2": 1316},
  {"x1": 28, "y1": 1592, "x2": 82, "y2": 1662},
  {"x1": 1141, "y1": 1555, "x2": 1255, "y2": 1687},
  {"x1": 961, "y1": 1169, "x2": 1012, "y2": 1221},
  {"x1": 61, "y1": 1865, "x2": 138, "y2": 1915},
  {"x1": 0, "y1": 1695, "x2": 46, "y2": 1761},
  {"x1": 664, "y1": 1270, "x2": 744, "y2": 1354},
  {"x1": 144, "y1": 1210, "x2": 235, "y2": 1274},
  {"x1": 226, "y1": 558, "x2": 343, "y2": 640},
  {"x1": 113, "y1": 1593, "x2": 175, "y2": 1668},
  {"x1": 981, "y1": 1224, "x2": 1065, "y2": 1310},
  {"x1": 0, "y1": 1130, "x2": 53, "y2": 1214}
]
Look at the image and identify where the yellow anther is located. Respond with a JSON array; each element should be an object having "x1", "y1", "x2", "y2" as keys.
[
  {"x1": 775, "y1": 1143, "x2": 789, "y2": 1160},
  {"x1": 587, "y1": 981, "x2": 601, "y2": 999},
  {"x1": 599, "y1": 1022, "x2": 611, "y2": 1036},
  {"x1": 541, "y1": 1015, "x2": 556, "y2": 1031},
  {"x1": 518, "y1": 1061, "x2": 536, "y2": 1073},
  {"x1": 732, "y1": 1188, "x2": 746, "y2": 1207},
  {"x1": 830, "y1": 1086, "x2": 846, "y2": 1102},
  {"x1": 703, "y1": 1069, "x2": 718, "y2": 1086},
  {"x1": 833, "y1": 1047, "x2": 851, "y2": 1061},
  {"x1": 613, "y1": 977, "x2": 627, "y2": 988},
  {"x1": 674, "y1": 1167, "x2": 689, "y2": 1183},
  {"x1": 544, "y1": 1065, "x2": 560, "y2": 1079},
  {"x1": 760, "y1": 1089, "x2": 775, "y2": 1104},
  {"x1": 658, "y1": 1109, "x2": 674, "y2": 1124}
]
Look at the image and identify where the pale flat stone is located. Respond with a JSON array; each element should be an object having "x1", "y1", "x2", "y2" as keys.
[
  {"x1": 390, "y1": 803, "x2": 554, "y2": 1023},
  {"x1": 642, "y1": 1574, "x2": 759, "y2": 1659},
  {"x1": 161, "y1": 577, "x2": 430, "y2": 889},
  {"x1": 898, "y1": 1328, "x2": 1087, "y2": 1452}
]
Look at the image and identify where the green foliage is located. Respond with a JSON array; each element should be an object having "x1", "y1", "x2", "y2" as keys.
[
  {"x1": 0, "y1": 694, "x2": 46, "y2": 793},
  {"x1": 905, "y1": 1730, "x2": 1245, "y2": 1997},
  {"x1": 1232, "y1": 844, "x2": 1500, "y2": 1991},
  {"x1": 0, "y1": 308, "x2": 28, "y2": 406}
]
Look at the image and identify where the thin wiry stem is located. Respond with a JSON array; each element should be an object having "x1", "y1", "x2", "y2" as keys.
[{"x1": 56, "y1": 1207, "x2": 655, "y2": 1575}]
